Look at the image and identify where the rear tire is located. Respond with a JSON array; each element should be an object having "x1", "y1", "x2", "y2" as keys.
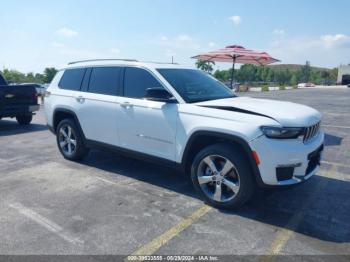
[
  {"x1": 16, "y1": 114, "x2": 33, "y2": 125},
  {"x1": 56, "y1": 119, "x2": 89, "y2": 161},
  {"x1": 191, "y1": 143, "x2": 255, "y2": 209}
]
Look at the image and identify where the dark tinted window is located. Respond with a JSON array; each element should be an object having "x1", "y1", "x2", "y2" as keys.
[
  {"x1": 124, "y1": 67, "x2": 163, "y2": 99},
  {"x1": 88, "y1": 67, "x2": 121, "y2": 96},
  {"x1": 59, "y1": 68, "x2": 86, "y2": 91}
]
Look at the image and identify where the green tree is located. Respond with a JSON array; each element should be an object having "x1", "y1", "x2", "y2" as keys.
[
  {"x1": 210, "y1": 62, "x2": 336, "y2": 87},
  {"x1": 261, "y1": 67, "x2": 270, "y2": 82},
  {"x1": 330, "y1": 68, "x2": 338, "y2": 84},
  {"x1": 267, "y1": 69, "x2": 275, "y2": 82},
  {"x1": 34, "y1": 73, "x2": 45, "y2": 83},
  {"x1": 236, "y1": 64, "x2": 257, "y2": 83},
  {"x1": 43, "y1": 67, "x2": 58, "y2": 83},
  {"x1": 310, "y1": 71, "x2": 322, "y2": 85},
  {"x1": 300, "y1": 61, "x2": 311, "y2": 83},
  {"x1": 255, "y1": 67, "x2": 264, "y2": 82},
  {"x1": 214, "y1": 70, "x2": 227, "y2": 81},
  {"x1": 26, "y1": 72, "x2": 36, "y2": 83},
  {"x1": 0, "y1": 68, "x2": 57, "y2": 84},
  {"x1": 290, "y1": 74, "x2": 298, "y2": 86},
  {"x1": 195, "y1": 60, "x2": 215, "y2": 74},
  {"x1": 1, "y1": 69, "x2": 26, "y2": 83}
]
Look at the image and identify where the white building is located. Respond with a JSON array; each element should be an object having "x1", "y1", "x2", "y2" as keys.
[{"x1": 337, "y1": 65, "x2": 350, "y2": 85}]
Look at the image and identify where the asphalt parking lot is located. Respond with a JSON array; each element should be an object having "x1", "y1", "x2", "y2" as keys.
[{"x1": 0, "y1": 88, "x2": 349, "y2": 259}]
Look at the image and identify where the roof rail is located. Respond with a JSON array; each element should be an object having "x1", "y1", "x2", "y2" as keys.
[
  {"x1": 141, "y1": 61, "x2": 179, "y2": 65},
  {"x1": 68, "y1": 58, "x2": 138, "y2": 65}
]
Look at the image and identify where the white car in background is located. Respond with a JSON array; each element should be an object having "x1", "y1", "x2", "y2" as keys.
[
  {"x1": 298, "y1": 83, "x2": 315, "y2": 88},
  {"x1": 44, "y1": 59, "x2": 324, "y2": 209}
]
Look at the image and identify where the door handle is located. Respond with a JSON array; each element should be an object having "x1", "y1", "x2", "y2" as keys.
[
  {"x1": 120, "y1": 102, "x2": 133, "y2": 109},
  {"x1": 76, "y1": 96, "x2": 85, "y2": 103}
]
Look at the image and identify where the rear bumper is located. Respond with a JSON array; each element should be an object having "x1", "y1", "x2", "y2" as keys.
[{"x1": 0, "y1": 104, "x2": 39, "y2": 117}]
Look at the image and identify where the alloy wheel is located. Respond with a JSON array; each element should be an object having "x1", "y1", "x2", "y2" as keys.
[
  {"x1": 58, "y1": 124, "x2": 77, "y2": 156},
  {"x1": 197, "y1": 155, "x2": 240, "y2": 202}
]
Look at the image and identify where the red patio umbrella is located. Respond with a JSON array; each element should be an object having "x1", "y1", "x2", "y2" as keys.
[{"x1": 192, "y1": 45, "x2": 280, "y2": 88}]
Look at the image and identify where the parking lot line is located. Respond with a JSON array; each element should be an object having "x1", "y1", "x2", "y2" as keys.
[
  {"x1": 322, "y1": 124, "x2": 350, "y2": 129},
  {"x1": 127, "y1": 205, "x2": 212, "y2": 257},
  {"x1": 9, "y1": 202, "x2": 84, "y2": 246},
  {"x1": 261, "y1": 167, "x2": 336, "y2": 261}
]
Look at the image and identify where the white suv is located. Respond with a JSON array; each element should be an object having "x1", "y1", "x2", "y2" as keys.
[{"x1": 44, "y1": 59, "x2": 324, "y2": 208}]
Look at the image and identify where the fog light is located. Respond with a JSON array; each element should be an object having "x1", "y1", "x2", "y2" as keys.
[
  {"x1": 276, "y1": 167, "x2": 295, "y2": 181},
  {"x1": 276, "y1": 163, "x2": 301, "y2": 181}
]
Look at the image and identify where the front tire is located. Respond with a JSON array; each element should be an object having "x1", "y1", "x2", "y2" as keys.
[
  {"x1": 56, "y1": 119, "x2": 89, "y2": 161},
  {"x1": 16, "y1": 114, "x2": 33, "y2": 125},
  {"x1": 191, "y1": 143, "x2": 255, "y2": 209}
]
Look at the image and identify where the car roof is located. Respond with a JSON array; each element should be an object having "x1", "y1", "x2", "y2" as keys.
[{"x1": 62, "y1": 59, "x2": 194, "y2": 71}]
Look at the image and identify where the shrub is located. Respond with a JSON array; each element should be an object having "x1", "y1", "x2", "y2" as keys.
[
  {"x1": 238, "y1": 85, "x2": 249, "y2": 92},
  {"x1": 262, "y1": 85, "x2": 269, "y2": 92}
]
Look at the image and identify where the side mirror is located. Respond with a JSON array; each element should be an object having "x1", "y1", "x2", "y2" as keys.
[{"x1": 144, "y1": 88, "x2": 177, "y2": 103}]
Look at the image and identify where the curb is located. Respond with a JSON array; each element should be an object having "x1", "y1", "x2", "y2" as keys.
[{"x1": 247, "y1": 86, "x2": 294, "y2": 92}]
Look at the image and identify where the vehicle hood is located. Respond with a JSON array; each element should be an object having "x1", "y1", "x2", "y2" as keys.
[{"x1": 195, "y1": 97, "x2": 321, "y2": 127}]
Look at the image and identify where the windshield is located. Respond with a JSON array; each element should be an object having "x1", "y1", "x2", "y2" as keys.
[{"x1": 157, "y1": 69, "x2": 236, "y2": 103}]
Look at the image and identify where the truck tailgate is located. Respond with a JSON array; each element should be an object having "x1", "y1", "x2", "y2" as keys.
[{"x1": 0, "y1": 85, "x2": 38, "y2": 108}]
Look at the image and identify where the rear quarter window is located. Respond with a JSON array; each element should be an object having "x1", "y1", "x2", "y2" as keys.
[{"x1": 58, "y1": 68, "x2": 86, "y2": 91}]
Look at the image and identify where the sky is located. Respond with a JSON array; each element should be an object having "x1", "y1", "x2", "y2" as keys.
[{"x1": 1, "y1": 0, "x2": 350, "y2": 73}]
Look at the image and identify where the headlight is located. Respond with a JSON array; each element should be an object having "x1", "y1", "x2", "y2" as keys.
[{"x1": 261, "y1": 126, "x2": 304, "y2": 139}]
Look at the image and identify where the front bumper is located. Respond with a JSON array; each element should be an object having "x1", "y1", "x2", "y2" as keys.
[{"x1": 249, "y1": 131, "x2": 325, "y2": 186}]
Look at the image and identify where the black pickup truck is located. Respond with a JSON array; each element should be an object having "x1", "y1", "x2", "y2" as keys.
[{"x1": 0, "y1": 74, "x2": 39, "y2": 125}]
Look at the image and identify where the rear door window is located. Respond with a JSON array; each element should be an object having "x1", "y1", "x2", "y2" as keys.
[
  {"x1": 123, "y1": 67, "x2": 163, "y2": 99},
  {"x1": 58, "y1": 68, "x2": 86, "y2": 91},
  {"x1": 88, "y1": 67, "x2": 121, "y2": 96}
]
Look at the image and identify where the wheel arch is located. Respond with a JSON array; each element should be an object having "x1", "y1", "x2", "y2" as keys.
[
  {"x1": 181, "y1": 131, "x2": 265, "y2": 187},
  {"x1": 53, "y1": 108, "x2": 86, "y2": 140}
]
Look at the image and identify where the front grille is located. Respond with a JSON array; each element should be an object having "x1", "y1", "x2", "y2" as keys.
[{"x1": 303, "y1": 122, "x2": 321, "y2": 143}]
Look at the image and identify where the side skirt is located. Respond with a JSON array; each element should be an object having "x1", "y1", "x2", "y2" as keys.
[{"x1": 85, "y1": 139, "x2": 184, "y2": 172}]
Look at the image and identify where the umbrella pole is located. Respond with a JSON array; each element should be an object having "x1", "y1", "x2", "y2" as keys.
[{"x1": 230, "y1": 56, "x2": 236, "y2": 89}]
